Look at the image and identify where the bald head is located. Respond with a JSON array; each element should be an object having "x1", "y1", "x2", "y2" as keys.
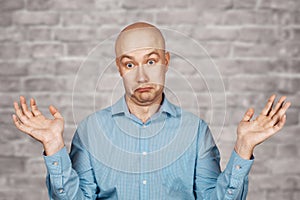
[{"x1": 115, "y1": 22, "x2": 166, "y2": 57}]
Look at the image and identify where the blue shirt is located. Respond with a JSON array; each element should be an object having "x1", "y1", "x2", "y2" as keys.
[{"x1": 44, "y1": 94, "x2": 254, "y2": 199}]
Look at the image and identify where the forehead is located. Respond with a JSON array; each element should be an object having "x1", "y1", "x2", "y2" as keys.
[
  {"x1": 119, "y1": 48, "x2": 164, "y2": 60},
  {"x1": 115, "y1": 27, "x2": 165, "y2": 58}
]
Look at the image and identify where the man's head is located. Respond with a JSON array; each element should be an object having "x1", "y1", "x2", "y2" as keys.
[{"x1": 115, "y1": 22, "x2": 170, "y2": 106}]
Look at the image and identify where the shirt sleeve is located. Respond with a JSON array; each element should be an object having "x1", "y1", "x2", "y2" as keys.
[
  {"x1": 43, "y1": 131, "x2": 98, "y2": 200},
  {"x1": 193, "y1": 120, "x2": 254, "y2": 200}
]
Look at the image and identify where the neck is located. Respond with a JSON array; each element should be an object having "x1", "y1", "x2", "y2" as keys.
[{"x1": 126, "y1": 94, "x2": 163, "y2": 123}]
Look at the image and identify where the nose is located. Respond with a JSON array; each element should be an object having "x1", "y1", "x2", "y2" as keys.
[{"x1": 136, "y1": 65, "x2": 149, "y2": 83}]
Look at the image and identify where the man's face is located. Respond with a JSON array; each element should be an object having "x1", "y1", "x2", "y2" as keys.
[
  {"x1": 115, "y1": 26, "x2": 170, "y2": 106},
  {"x1": 116, "y1": 48, "x2": 170, "y2": 106}
]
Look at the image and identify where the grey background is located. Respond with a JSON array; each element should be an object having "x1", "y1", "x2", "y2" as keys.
[{"x1": 0, "y1": 0, "x2": 300, "y2": 199}]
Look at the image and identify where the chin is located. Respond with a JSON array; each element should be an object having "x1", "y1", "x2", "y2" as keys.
[{"x1": 133, "y1": 92, "x2": 161, "y2": 105}]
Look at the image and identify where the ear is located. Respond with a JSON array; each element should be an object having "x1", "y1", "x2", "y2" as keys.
[
  {"x1": 115, "y1": 58, "x2": 123, "y2": 76},
  {"x1": 164, "y1": 51, "x2": 170, "y2": 72}
]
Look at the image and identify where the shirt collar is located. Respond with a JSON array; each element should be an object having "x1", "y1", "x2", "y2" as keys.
[{"x1": 111, "y1": 93, "x2": 177, "y2": 117}]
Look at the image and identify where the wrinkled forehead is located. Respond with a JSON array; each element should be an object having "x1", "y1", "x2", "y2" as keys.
[{"x1": 115, "y1": 27, "x2": 165, "y2": 58}]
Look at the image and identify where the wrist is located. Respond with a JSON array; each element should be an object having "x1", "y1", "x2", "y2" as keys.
[
  {"x1": 43, "y1": 138, "x2": 65, "y2": 156},
  {"x1": 234, "y1": 137, "x2": 254, "y2": 160}
]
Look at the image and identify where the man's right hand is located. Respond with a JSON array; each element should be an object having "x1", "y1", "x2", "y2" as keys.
[{"x1": 12, "y1": 96, "x2": 65, "y2": 156}]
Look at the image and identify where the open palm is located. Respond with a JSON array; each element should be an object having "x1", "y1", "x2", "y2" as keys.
[
  {"x1": 237, "y1": 95, "x2": 291, "y2": 151},
  {"x1": 13, "y1": 96, "x2": 65, "y2": 155}
]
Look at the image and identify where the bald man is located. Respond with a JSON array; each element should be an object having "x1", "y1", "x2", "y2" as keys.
[{"x1": 13, "y1": 22, "x2": 291, "y2": 199}]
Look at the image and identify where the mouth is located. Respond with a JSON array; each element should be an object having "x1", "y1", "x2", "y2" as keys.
[{"x1": 135, "y1": 86, "x2": 153, "y2": 92}]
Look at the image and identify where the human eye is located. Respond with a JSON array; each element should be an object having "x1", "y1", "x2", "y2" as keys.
[
  {"x1": 126, "y1": 62, "x2": 134, "y2": 68},
  {"x1": 147, "y1": 59, "x2": 156, "y2": 65}
]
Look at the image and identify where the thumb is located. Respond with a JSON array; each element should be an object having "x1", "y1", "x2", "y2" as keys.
[
  {"x1": 241, "y1": 108, "x2": 254, "y2": 122},
  {"x1": 49, "y1": 105, "x2": 63, "y2": 119}
]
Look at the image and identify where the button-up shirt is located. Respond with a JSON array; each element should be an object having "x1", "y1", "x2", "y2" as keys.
[{"x1": 44, "y1": 94, "x2": 254, "y2": 199}]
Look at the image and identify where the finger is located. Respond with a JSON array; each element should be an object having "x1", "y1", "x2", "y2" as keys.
[
  {"x1": 268, "y1": 96, "x2": 286, "y2": 117},
  {"x1": 30, "y1": 98, "x2": 42, "y2": 116},
  {"x1": 12, "y1": 114, "x2": 33, "y2": 135},
  {"x1": 241, "y1": 108, "x2": 254, "y2": 122},
  {"x1": 20, "y1": 96, "x2": 33, "y2": 118},
  {"x1": 270, "y1": 102, "x2": 291, "y2": 126},
  {"x1": 13, "y1": 101, "x2": 29, "y2": 124},
  {"x1": 273, "y1": 114, "x2": 287, "y2": 132},
  {"x1": 261, "y1": 94, "x2": 276, "y2": 116},
  {"x1": 49, "y1": 105, "x2": 63, "y2": 119}
]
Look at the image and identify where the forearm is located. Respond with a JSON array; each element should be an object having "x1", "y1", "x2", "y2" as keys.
[
  {"x1": 195, "y1": 150, "x2": 253, "y2": 200},
  {"x1": 44, "y1": 147, "x2": 96, "y2": 200}
]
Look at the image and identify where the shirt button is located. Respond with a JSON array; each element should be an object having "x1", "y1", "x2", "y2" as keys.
[
  {"x1": 58, "y1": 188, "x2": 64, "y2": 193},
  {"x1": 142, "y1": 151, "x2": 147, "y2": 155},
  {"x1": 142, "y1": 180, "x2": 147, "y2": 185},
  {"x1": 227, "y1": 189, "x2": 233, "y2": 195},
  {"x1": 235, "y1": 165, "x2": 241, "y2": 170},
  {"x1": 53, "y1": 161, "x2": 59, "y2": 166}
]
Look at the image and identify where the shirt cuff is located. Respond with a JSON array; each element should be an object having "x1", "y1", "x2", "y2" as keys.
[
  {"x1": 226, "y1": 150, "x2": 254, "y2": 177},
  {"x1": 43, "y1": 147, "x2": 71, "y2": 175}
]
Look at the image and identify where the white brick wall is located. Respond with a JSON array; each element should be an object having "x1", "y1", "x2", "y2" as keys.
[{"x1": 0, "y1": 0, "x2": 299, "y2": 199}]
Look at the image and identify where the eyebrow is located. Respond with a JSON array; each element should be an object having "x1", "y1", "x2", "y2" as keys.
[{"x1": 119, "y1": 51, "x2": 161, "y2": 62}]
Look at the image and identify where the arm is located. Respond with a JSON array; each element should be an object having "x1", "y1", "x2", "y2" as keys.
[
  {"x1": 44, "y1": 132, "x2": 98, "y2": 199},
  {"x1": 194, "y1": 94, "x2": 291, "y2": 199},
  {"x1": 12, "y1": 96, "x2": 98, "y2": 199},
  {"x1": 194, "y1": 120, "x2": 253, "y2": 200}
]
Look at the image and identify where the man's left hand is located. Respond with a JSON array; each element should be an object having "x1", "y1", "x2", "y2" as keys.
[{"x1": 234, "y1": 94, "x2": 291, "y2": 159}]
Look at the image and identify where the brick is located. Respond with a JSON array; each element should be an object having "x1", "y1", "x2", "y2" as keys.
[
  {"x1": 32, "y1": 43, "x2": 63, "y2": 58},
  {"x1": 292, "y1": 28, "x2": 300, "y2": 41},
  {"x1": 258, "y1": 0, "x2": 295, "y2": 10},
  {"x1": 7, "y1": 175, "x2": 46, "y2": 189},
  {"x1": 0, "y1": 13, "x2": 12, "y2": 26},
  {"x1": 198, "y1": 11, "x2": 224, "y2": 25},
  {"x1": 55, "y1": 59, "x2": 81, "y2": 75},
  {"x1": 0, "y1": 0, "x2": 24, "y2": 11},
  {"x1": 0, "y1": 61, "x2": 28, "y2": 76},
  {"x1": 27, "y1": 60, "x2": 56, "y2": 75},
  {"x1": 191, "y1": 0, "x2": 233, "y2": 10},
  {"x1": 278, "y1": 42, "x2": 300, "y2": 58},
  {"x1": 0, "y1": 43, "x2": 19, "y2": 59},
  {"x1": 54, "y1": 28, "x2": 97, "y2": 42},
  {"x1": 0, "y1": 77, "x2": 21, "y2": 92},
  {"x1": 1, "y1": 124, "x2": 24, "y2": 142},
  {"x1": 27, "y1": 28, "x2": 52, "y2": 41},
  {"x1": 233, "y1": 0, "x2": 256, "y2": 8},
  {"x1": 192, "y1": 27, "x2": 238, "y2": 41},
  {"x1": 217, "y1": 59, "x2": 287, "y2": 76},
  {"x1": 14, "y1": 139, "x2": 43, "y2": 157},
  {"x1": 266, "y1": 191, "x2": 294, "y2": 200},
  {"x1": 23, "y1": 77, "x2": 63, "y2": 92},
  {"x1": 52, "y1": 0, "x2": 95, "y2": 10},
  {"x1": 247, "y1": 188, "x2": 267, "y2": 200},
  {"x1": 238, "y1": 28, "x2": 277, "y2": 43},
  {"x1": 66, "y1": 43, "x2": 96, "y2": 56},
  {"x1": 202, "y1": 42, "x2": 231, "y2": 58},
  {"x1": 26, "y1": 0, "x2": 53, "y2": 11},
  {"x1": 232, "y1": 43, "x2": 279, "y2": 58},
  {"x1": 228, "y1": 76, "x2": 280, "y2": 92},
  {"x1": 95, "y1": 0, "x2": 121, "y2": 10},
  {"x1": 120, "y1": 0, "x2": 189, "y2": 9},
  {"x1": 0, "y1": 142, "x2": 15, "y2": 156},
  {"x1": 223, "y1": 10, "x2": 256, "y2": 25},
  {"x1": 13, "y1": 12, "x2": 59, "y2": 25},
  {"x1": 276, "y1": 144, "x2": 299, "y2": 158},
  {"x1": 0, "y1": 27, "x2": 24, "y2": 42},
  {"x1": 25, "y1": 158, "x2": 47, "y2": 175},
  {"x1": 0, "y1": 156, "x2": 25, "y2": 175},
  {"x1": 156, "y1": 10, "x2": 198, "y2": 25}
]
